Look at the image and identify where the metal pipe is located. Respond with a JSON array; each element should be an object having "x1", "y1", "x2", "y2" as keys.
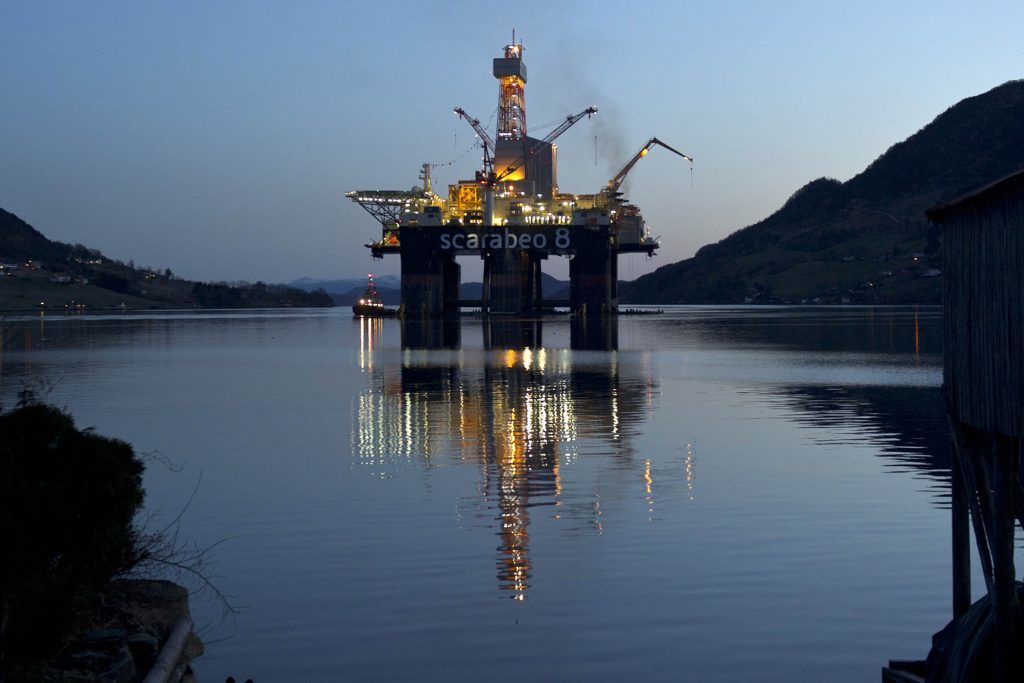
[{"x1": 141, "y1": 617, "x2": 193, "y2": 683}]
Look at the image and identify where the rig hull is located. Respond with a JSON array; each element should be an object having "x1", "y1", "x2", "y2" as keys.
[{"x1": 395, "y1": 221, "x2": 648, "y2": 317}]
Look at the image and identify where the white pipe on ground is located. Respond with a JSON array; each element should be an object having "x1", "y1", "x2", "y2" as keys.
[{"x1": 141, "y1": 617, "x2": 193, "y2": 683}]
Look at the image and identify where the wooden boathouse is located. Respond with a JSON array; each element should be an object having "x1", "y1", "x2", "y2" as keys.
[{"x1": 886, "y1": 168, "x2": 1024, "y2": 682}]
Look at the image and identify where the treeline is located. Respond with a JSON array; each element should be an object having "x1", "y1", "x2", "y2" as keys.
[{"x1": 191, "y1": 281, "x2": 333, "y2": 308}]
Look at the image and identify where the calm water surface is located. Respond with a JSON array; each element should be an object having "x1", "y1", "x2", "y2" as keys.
[{"x1": 0, "y1": 306, "x2": 994, "y2": 681}]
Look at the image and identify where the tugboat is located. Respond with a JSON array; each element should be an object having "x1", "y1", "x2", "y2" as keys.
[{"x1": 352, "y1": 274, "x2": 397, "y2": 317}]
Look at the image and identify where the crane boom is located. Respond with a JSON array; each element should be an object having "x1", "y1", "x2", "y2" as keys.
[
  {"x1": 541, "y1": 106, "x2": 598, "y2": 144},
  {"x1": 495, "y1": 105, "x2": 597, "y2": 183},
  {"x1": 453, "y1": 107, "x2": 495, "y2": 156},
  {"x1": 606, "y1": 137, "x2": 692, "y2": 193}
]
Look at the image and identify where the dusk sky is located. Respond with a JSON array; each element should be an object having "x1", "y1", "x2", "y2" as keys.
[{"x1": 2, "y1": 1, "x2": 1022, "y2": 283}]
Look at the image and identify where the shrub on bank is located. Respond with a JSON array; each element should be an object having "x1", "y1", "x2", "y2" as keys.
[{"x1": 0, "y1": 400, "x2": 146, "y2": 666}]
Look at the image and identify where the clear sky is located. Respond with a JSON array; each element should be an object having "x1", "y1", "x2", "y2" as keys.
[{"x1": 2, "y1": 1, "x2": 1022, "y2": 283}]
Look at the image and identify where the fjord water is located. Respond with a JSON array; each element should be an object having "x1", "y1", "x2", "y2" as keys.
[{"x1": 0, "y1": 307, "x2": 978, "y2": 680}]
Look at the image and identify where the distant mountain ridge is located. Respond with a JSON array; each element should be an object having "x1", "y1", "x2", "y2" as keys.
[
  {"x1": 289, "y1": 275, "x2": 402, "y2": 294},
  {"x1": 622, "y1": 79, "x2": 1024, "y2": 304},
  {"x1": 290, "y1": 273, "x2": 570, "y2": 305}
]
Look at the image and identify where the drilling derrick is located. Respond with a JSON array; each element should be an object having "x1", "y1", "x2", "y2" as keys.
[
  {"x1": 494, "y1": 43, "x2": 527, "y2": 143},
  {"x1": 490, "y1": 41, "x2": 555, "y2": 197}
]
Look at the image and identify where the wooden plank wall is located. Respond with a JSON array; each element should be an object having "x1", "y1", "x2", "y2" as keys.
[{"x1": 942, "y1": 180, "x2": 1024, "y2": 438}]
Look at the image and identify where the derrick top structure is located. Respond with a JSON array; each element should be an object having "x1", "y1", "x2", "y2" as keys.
[
  {"x1": 494, "y1": 41, "x2": 527, "y2": 144},
  {"x1": 482, "y1": 39, "x2": 564, "y2": 200}
]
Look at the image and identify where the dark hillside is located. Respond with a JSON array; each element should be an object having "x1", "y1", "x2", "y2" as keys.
[
  {"x1": 0, "y1": 209, "x2": 76, "y2": 265},
  {"x1": 0, "y1": 209, "x2": 332, "y2": 310},
  {"x1": 623, "y1": 80, "x2": 1024, "y2": 304}
]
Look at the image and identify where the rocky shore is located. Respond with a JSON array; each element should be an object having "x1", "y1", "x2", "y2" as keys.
[{"x1": 9, "y1": 579, "x2": 203, "y2": 683}]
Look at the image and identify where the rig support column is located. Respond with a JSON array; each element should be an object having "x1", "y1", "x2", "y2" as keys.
[
  {"x1": 487, "y1": 247, "x2": 528, "y2": 315},
  {"x1": 570, "y1": 225, "x2": 616, "y2": 317},
  {"x1": 400, "y1": 226, "x2": 460, "y2": 317},
  {"x1": 442, "y1": 254, "x2": 460, "y2": 315},
  {"x1": 530, "y1": 253, "x2": 544, "y2": 311}
]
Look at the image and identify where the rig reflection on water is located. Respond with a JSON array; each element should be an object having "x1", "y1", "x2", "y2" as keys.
[{"x1": 352, "y1": 315, "x2": 660, "y2": 599}]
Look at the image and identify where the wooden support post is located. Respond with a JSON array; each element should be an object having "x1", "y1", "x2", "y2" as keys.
[
  {"x1": 1017, "y1": 439, "x2": 1024, "y2": 532},
  {"x1": 947, "y1": 421, "x2": 1022, "y2": 680},
  {"x1": 949, "y1": 419, "x2": 996, "y2": 595},
  {"x1": 951, "y1": 432, "x2": 972, "y2": 618},
  {"x1": 990, "y1": 435, "x2": 1019, "y2": 682}
]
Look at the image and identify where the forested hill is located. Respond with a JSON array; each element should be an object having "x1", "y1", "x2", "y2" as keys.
[
  {"x1": 0, "y1": 208, "x2": 69, "y2": 263},
  {"x1": 0, "y1": 209, "x2": 332, "y2": 310},
  {"x1": 622, "y1": 80, "x2": 1024, "y2": 304}
]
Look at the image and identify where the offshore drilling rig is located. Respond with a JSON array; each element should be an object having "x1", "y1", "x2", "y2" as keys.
[{"x1": 347, "y1": 38, "x2": 691, "y2": 317}]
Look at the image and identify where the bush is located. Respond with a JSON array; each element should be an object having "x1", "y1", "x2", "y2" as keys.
[{"x1": 0, "y1": 401, "x2": 145, "y2": 664}]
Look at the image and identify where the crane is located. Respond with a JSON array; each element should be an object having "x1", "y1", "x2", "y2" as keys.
[
  {"x1": 494, "y1": 106, "x2": 597, "y2": 183},
  {"x1": 606, "y1": 137, "x2": 692, "y2": 194},
  {"x1": 541, "y1": 106, "x2": 598, "y2": 145},
  {"x1": 453, "y1": 107, "x2": 496, "y2": 160},
  {"x1": 455, "y1": 105, "x2": 597, "y2": 223}
]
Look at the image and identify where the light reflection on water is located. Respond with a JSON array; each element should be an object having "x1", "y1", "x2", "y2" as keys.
[
  {"x1": 352, "y1": 317, "x2": 653, "y2": 601},
  {"x1": 2, "y1": 305, "x2": 993, "y2": 682}
]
